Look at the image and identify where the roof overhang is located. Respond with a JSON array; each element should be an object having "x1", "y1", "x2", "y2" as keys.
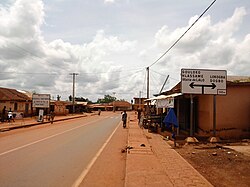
[{"x1": 145, "y1": 93, "x2": 182, "y2": 101}]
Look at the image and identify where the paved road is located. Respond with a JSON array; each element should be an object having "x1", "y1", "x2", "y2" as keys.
[{"x1": 0, "y1": 113, "x2": 121, "y2": 187}]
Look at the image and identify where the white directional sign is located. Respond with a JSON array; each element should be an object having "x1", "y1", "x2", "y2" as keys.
[
  {"x1": 32, "y1": 94, "x2": 50, "y2": 108},
  {"x1": 181, "y1": 69, "x2": 227, "y2": 95}
]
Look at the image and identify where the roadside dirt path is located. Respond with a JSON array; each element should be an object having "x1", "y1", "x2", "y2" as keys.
[{"x1": 175, "y1": 142, "x2": 250, "y2": 187}]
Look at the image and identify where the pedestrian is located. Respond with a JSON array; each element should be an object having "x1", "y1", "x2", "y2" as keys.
[
  {"x1": 121, "y1": 111, "x2": 127, "y2": 128},
  {"x1": 7, "y1": 108, "x2": 14, "y2": 122},
  {"x1": 137, "y1": 109, "x2": 141, "y2": 122},
  {"x1": 50, "y1": 111, "x2": 55, "y2": 124},
  {"x1": 98, "y1": 109, "x2": 101, "y2": 115},
  {"x1": 1, "y1": 106, "x2": 6, "y2": 122}
]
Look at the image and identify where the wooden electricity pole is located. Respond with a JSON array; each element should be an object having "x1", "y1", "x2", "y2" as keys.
[
  {"x1": 70, "y1": 73, "x2": 78, "y2": 113},
  {"x1": 146, "y1": 67, "x2": 149, "y2": 98},
  {"x1": 146, "y1": 67, "x2": 150, "y2": 115}
]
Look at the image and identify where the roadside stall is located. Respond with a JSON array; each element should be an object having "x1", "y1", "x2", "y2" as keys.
[{"x1": 143, "y1": 93, "x2": 182, "y2": 132}]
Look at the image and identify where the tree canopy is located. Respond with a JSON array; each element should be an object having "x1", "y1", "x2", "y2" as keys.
[{"x1": 97, "y1": 94, "x2": 116, "y2": 103}]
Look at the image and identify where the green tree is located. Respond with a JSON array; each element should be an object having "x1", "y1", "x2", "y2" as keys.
[
  {"x1": 75, "y1": 97, "x2": 93, "y2": 104},
  {"x1": 69, "y1": 95, "x2": 72, "y2": 101},
  {"x1": 97, "y1": 94, "x2": 116, "y2": 103}
]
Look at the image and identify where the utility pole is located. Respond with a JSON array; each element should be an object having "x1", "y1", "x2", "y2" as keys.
[
  {"x1": 70, "y1": 73, "x2": 78, "y2": 113},
  {"x1": 159, "y1": 75, "x2": 169, "y2": 94},
  {"x1": 146, "y1": 67, "x2": 150, "y2": 116},
  {"x1": 113, "y1": 92, "x2": 116, "y2": 112},
  {"x1": 139, "y1": 91, "x2": 142, "y2": 110},
  {"x1": 146, "y1": 67, "x2": 149, "y2": 98}
]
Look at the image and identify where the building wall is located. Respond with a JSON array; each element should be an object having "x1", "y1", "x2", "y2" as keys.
[
  {"x1": 197, "y1": 85, "x2": 250, "y2": 139},
  {"x1": 53, "y1": 101, "x2": 69, "y2": 115},
  {"x1": 197, "y1": 95, "x2": 213, "y2": 133},
  {"x1": 134, "y1": 98, "x2": 146, "y2": 105},
  {"x1": 0, "y1": 101, "x2": 32, "y2": 116},
  {"x1": 133, "y1": 98, "x2": 146, "y2": 111},
  {"x1": 216, "y1": 85, "x2": 250, "y2": 139}
]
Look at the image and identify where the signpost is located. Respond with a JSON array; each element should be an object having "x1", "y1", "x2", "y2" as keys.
[
  {"x1": 181, "y1": 69, "x2": 227, "y2": 95},
  {"x1": 32, "y1": 94, "x2": 50, "y2": 122},
  {"x1": 32, "y1": 94, "x2": 50, "y2": 108},
  {"x1": 181, "y1": 69, "x2": 227, "y2": 142}
]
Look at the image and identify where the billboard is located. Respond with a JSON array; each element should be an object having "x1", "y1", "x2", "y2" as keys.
[{"x1": 32, "y1": 94, "x2": 50, "y2": 108}]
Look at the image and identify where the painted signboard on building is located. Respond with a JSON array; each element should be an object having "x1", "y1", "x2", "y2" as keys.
[{"x1": 156, "y1": 97, "x2": 174, "y2": 108}]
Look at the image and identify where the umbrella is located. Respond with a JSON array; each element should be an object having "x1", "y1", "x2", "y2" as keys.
[{"x1": 163, "y1": 108, "x2": 178, "y2": 128}]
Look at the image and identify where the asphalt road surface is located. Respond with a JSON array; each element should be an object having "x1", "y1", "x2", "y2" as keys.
[{"x1": 0, "y1": 113, "x2": 121, "y2": 187}]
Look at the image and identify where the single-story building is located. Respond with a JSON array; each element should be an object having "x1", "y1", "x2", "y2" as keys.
[
  {"x1": 89, "y1": 101, "x2": 132, "y2": 112},
  {"x1": 153, "y1": 76, "x2": 250, "y2": 139},
  {"x1": 88, "y1": 103, "x2": 112, "y2": 111},
  {"x1": 0, "y1": 87, "x2": 32, "y2": 118},
  {"x1": 133, "y1": 97, "x2": 147, "y2": 111},
  {"x1": 50, "y1": 100, "x2": 71, "y2": 115}
]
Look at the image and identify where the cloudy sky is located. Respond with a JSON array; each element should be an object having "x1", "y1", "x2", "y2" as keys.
[{"x1": 0, "y1": 0, "x2": 249, "y2": 102}]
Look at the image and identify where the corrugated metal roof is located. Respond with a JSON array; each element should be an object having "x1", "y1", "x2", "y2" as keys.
[{"x1": 146, "y1": 93, "x2": 183, "y2": 101}]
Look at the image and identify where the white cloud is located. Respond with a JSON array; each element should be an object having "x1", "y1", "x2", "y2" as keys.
[
  {"x1": 0, "y1": 0, "x2": 44, "y2": 38},
  {"x1": 0, "y1": 0, "x2": 249, "y2": 102},
  {"x1": 104, "y1": 0, "x2": 115, "y2": 4},
  {"x1": 152, "y1": 6, "x2": 249, "y2": 81},
  {"x1": 0, "y1": 0, "x2": 138, "y2": 101}
]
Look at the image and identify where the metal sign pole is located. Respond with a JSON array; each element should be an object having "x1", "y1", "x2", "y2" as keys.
[
  {"x1": 213, "y1": 95, "x2": 216, "y2": 136},
  {"x1": 177, "y1": 98, "x2": 180, "y2": 135},
  {"x1": 190, "y1": 94, "x2": 193, "y2": 136}
]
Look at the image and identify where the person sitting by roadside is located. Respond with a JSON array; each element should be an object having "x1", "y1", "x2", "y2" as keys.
[{"x1": 1, "y1": 106, "x2": 6, "y2": 122}]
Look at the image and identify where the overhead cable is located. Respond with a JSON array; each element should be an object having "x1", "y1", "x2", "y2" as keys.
[{"x1": 148, "y1": 0, "x2": 217, "y2": 67}]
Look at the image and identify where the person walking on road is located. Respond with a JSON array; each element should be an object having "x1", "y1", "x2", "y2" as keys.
[
  {"x1": 49, "y1": 111, "x2": 55, "y2": 124},
  {"x1": 121, "y1": 111, "x2": 127, "y2": 128}
]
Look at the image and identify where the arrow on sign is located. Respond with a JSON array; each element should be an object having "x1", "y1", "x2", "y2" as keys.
[{"x1": 189, "y1": 82, "x2": 216, "y2": 94}]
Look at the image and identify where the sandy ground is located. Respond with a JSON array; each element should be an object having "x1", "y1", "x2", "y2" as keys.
[{"x1": 175, "y1": 141, "x2": 250, "y2": 187}]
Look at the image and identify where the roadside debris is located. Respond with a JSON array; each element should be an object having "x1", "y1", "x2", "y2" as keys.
[
  {"x1": 121, "y1": 145, "x2": 134, "y2": 153},
  {"x1": 212, "y1": 152, "x2": 217, "y2": 156}
]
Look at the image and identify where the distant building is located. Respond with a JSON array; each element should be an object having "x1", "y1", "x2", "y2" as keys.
[
  {"x1": 88, "y1": 101, "x2": 132, "y2": 111},
  {"x1": 112, "y1": 101, "x2": 132, "y2": 111},
  {"x1": 50, "y1": 100, "x2": 71, "y2": 115},
  {"x1": 0, "y1": 87, "x2": 32, "y2": 117},
  {"x1": 133, "y1": 97, "x2": 147, "y2": 111}
]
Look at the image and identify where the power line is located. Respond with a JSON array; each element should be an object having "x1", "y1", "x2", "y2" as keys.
[
  {"x1": 0, "y1": 72, "x2": 59, "y2": 75},
  {"x1": 99, "y1": 68, "x2": 145, "y2": 87},
  {"x1": 0, "y1": 67, "x2": 144, "y2": 76},
  {"x1": 148, "y1": 0, "x2": 217, "y2": 67},
  {"x1": 150, "y1": 69, "x2": 168, "y2": 77},
  {"x1": 5, "y1": 40, "x2": 59, "y2": 67},
  {"x1": 141, "y1": 69, "x2": 147, "y2": 96},
  {"x1": 150, "y1": 69, "x2": 178, "y2": 81}
]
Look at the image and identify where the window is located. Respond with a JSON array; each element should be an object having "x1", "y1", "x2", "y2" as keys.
[
  {"x1": 25, "y1": 103, "x2": 29, "y2": 113},
  {"x1": 14, "y1": 103, "x2": 18, "y2": 111}
]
